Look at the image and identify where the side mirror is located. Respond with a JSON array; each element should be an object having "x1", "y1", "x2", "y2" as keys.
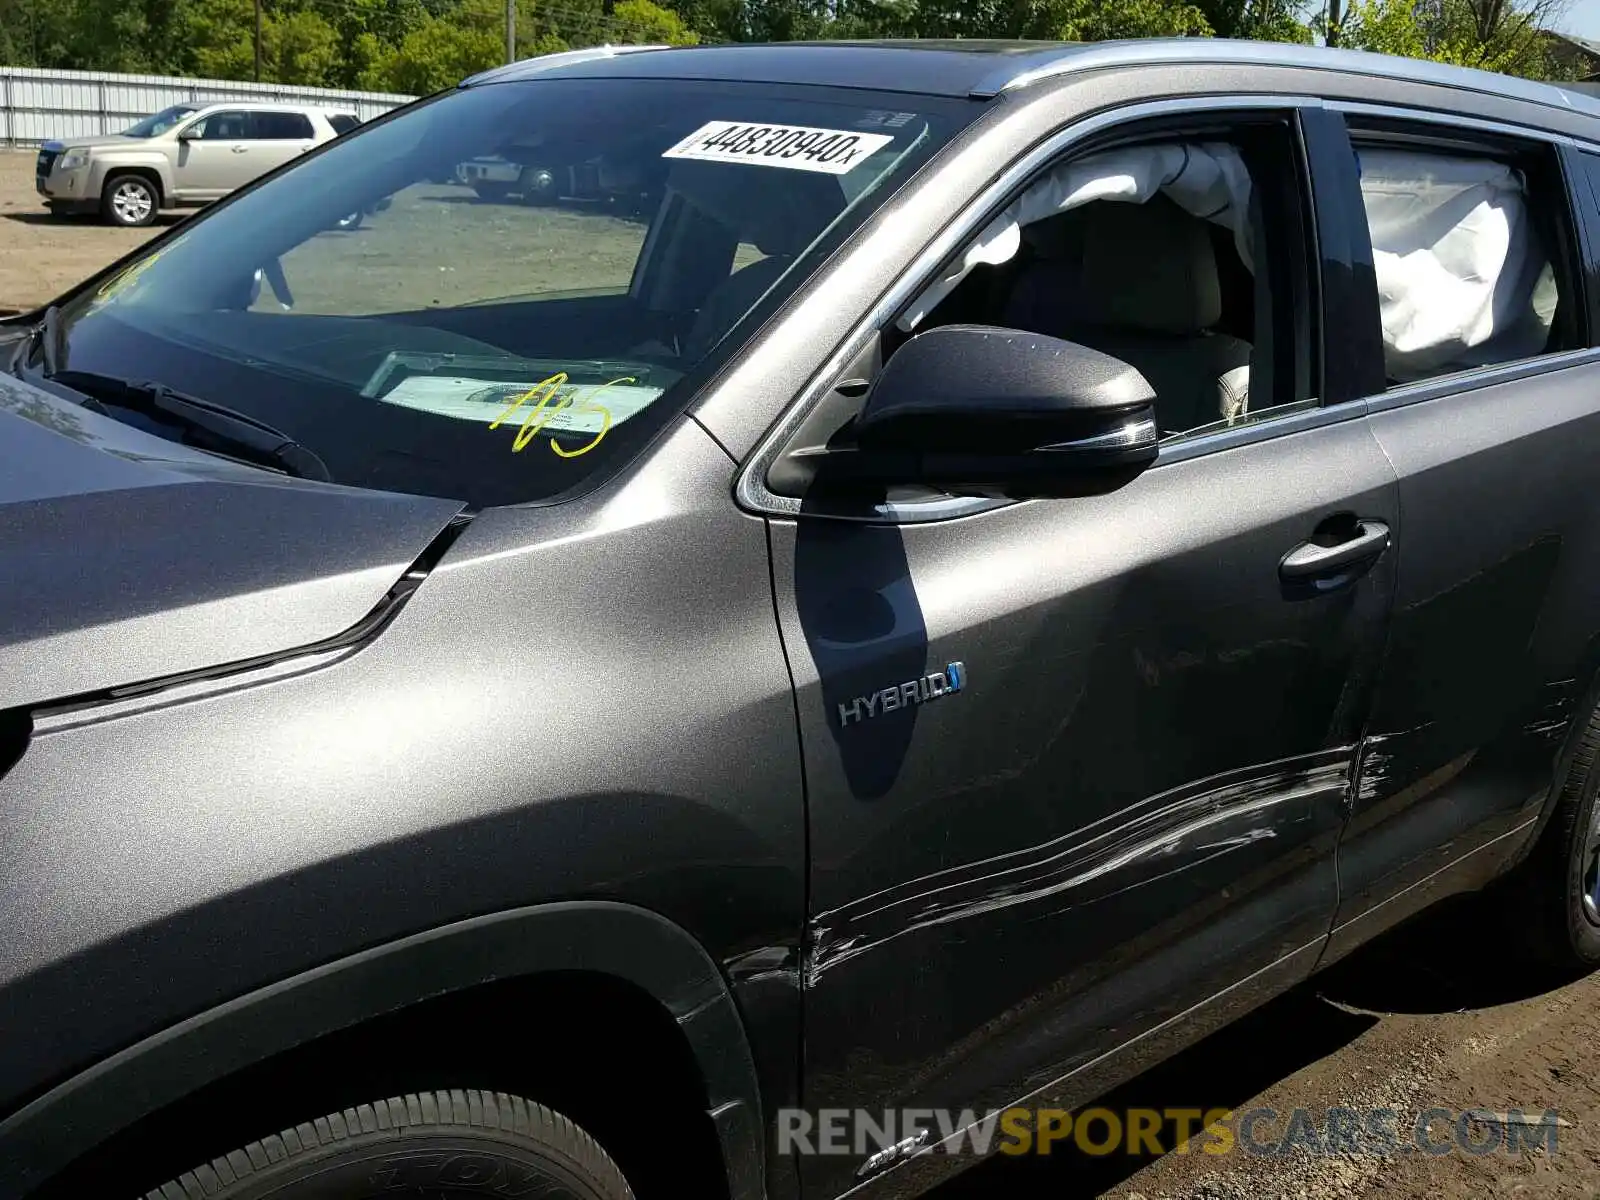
[
  {"x1": 176, "y1": 126, "x2": 199, "y2": 142},
  {"x1": 833, "y1": 325, "x2": 1158, "y2": 499}
]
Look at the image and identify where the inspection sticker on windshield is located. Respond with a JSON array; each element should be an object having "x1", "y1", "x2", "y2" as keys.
[
  {"x1": 377, "y1": 376, "x2": 662, "y2": 431},
  {"x1": 663, "y1": 120, "x2": 895, "y2": 175}
]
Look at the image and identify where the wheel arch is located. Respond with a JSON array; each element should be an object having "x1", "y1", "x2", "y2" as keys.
[
  {"x1": 1501, "y1": 633, "x2": 1600, "y2": 877},
  {"x1": 95, "y1": 161, "x2": 166, "y2": 206},
  {"x1": 1, "y1": 900, "x2": 766, "y2": 1200}
]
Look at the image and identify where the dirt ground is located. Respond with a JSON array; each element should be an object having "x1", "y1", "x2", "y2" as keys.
[
  {"x1": 0, "y1": 147, "x2": 654, "y2": 313},
  {"x1": 0, "y1": 149, "x2": 166, "y2": 311},
  {"x1": 4, "y1": 146, "x2": 1600, "y2": 1200},
  {"x1": 932, "y1": 901, "x2": 1600, "y2": 1200}
]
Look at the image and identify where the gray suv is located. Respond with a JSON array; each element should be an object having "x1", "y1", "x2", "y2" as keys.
[
  {"x1": 4, "y1": 37, "x2": 1600, "y2": 1200},
  {"x1": 36, "y1": 102, "x2": 358, "y2": 227}
]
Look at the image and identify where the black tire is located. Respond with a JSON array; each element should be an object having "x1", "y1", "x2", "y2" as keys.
[
  {"x1": 101, "y1": 173, "x2": 159, "y2": 227},
  {"x1": 1504, "y1": 701, "x2": 1600, "y2": 970},
  {"x1": 142, "y1": 1089, "x2": 635, "y2": 1200},
  {"x1": 472, "y1": 182, "x2": 512, "y2": 203}
]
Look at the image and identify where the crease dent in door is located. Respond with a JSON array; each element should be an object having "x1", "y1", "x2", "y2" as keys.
[{"x1": 807, "y1": 745, "x2": 1354, "y2": 984}]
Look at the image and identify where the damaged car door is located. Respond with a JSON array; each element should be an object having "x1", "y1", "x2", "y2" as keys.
[{"x1": 768, "y1": 101, "x2": 1401, "y2": 1199}]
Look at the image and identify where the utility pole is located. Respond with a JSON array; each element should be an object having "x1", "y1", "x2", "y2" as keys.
[
  {"x1": 254, "y1": 0, "x2": 263, "y2": 80},
  {"x1": 1326, "y1": 0, "x2": 1342, "y2": 46},
  {"x1": 506, "y1": 0, "x2": 516, "y2": 63}
]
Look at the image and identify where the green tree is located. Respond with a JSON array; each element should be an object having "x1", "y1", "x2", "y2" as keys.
[
  {"x1": 1055, "y1": 0, "x2": 1213, "y2": 38},
  {"x1": 271, "y1": 7, "x2": 342, "y2": 84},
  {"x1": 188, "y1": 0, "x2": 340, "y2": 84},
  {"x1": 1193, "y1": 0, "x2": 1312, "y2": 40},
  {"x1": 0, "y1": 0, "x2": 76, "y2": 68},
  {"x1": 306, "y1": 0, "x2": 432, "y2": 88},
  {"x1": 612, "y1": 0, "x2": 701, "y2": 42},
  {"x1": 1340, "y1": 0, "x2": 1570, "y2": 78},
  {"x1": 366, "y1": 1, "x2": 502, "y2": 93},
  {"x1": 188, "y1": 0, "x2": 257, "y2": 79}
]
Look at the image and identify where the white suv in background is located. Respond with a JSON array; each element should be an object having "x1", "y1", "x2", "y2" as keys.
[{"x1": 36, "y1": 102, "x2": 361, "y2": 227}]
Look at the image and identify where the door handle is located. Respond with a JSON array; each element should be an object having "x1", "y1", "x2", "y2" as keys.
[
  {"x1": 1279, "y1": 520, "x2": 1390, "y2": 579},
  {"x1": 230, "y1": 145, "x2": 249, "y2": 154}
]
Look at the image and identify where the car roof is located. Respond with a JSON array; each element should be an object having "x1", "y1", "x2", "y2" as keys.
[
  {"x1": 463, "y1": 40, "x2": 1082, "y2": 97},
  {"x1": 462, "y1": 37, "x2": 1600, "y2": 120},
  {"x1": 190, "y1": 100, "x2": 356, "y2": 113}
]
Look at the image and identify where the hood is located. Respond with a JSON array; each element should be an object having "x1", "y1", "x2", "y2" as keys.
[
  {"x1": 42, "y1": 134, "x2": 157, "y2": 152},
  {"x1": 0, "y1": 374, "x2": 468, "y2": 711}
]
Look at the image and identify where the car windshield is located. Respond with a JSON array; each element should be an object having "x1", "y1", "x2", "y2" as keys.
[
  {"x1": 44, "y1": 77, "x2": 973, "y2": 507},
  {"x1": 122, "y1": 106, "x2": 196, "y2": 138}
]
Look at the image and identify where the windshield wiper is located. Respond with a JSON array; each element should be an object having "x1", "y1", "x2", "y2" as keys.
[
  {"x1": 8, "y1": 304, "x2": 63, "y2": 377},
  {"x1": 50, "y1": 369, "x2": 333, "y2": 482},
  {"x1": 8, "y1": 310, "x2": 330, "y2": 482}
]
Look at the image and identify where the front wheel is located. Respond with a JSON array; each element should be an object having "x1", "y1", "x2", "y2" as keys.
[
  {"x1": 520, "y1": 166, "x2": 558, "y2": 206},
  {"x1": 101, "y1": 174, "x2": 158, "y2": 227},
  {"x1": 143, "y1": 1089, "x2": 634, "y2": 1199}
]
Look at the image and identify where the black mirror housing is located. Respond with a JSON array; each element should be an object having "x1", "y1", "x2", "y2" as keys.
[{"x1": 843, "y1": 325, "x2": 1159, "y2": 499}]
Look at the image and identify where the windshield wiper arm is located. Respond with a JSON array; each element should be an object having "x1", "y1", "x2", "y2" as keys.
[
  {"x1": 8, "y1": 304, "x2": 62, "y2": 377},
  {"x1": 51, "y1": 369, "x2": 333, "y2": 482}
]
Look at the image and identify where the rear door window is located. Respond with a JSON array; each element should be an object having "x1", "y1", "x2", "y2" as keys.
[
  {"x1": 252, "y1": 111, "x2": 316, "y2": 140},
  {"x1": 1344, "y1": 124, "x2": 1584, "y2": 386}
]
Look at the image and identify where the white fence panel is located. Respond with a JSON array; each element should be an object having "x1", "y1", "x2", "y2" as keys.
[{"x1": 0, "y1": 66, "x2": 414, "y2": 145}]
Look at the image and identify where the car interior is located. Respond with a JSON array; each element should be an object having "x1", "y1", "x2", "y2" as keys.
[
  {"x1": 753, "y1": 131, "x2": 1321, "y2": 503},
  {"x1": 663, "y1": 159, "x2": 851, "y2": 362},
  {"x1": 389, "y1": 157, "x2": 855, "y2": 370},
  {"x1": 907, "y1": 192, "x2": 1261, "y2": 438},
  {"x1": 658, "y1": 137, "x2": 1274, "y2": 447},
  {"x1": 196, "y1": 111, "x2": 251, "y2": 140}
]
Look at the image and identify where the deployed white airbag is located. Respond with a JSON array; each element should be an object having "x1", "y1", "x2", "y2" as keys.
[
  {"x1": 898, "y1": 142, "x2": 1254, "y2": 330},
  {"x1": 900, "y1": 141, "x2": 1558, "y2": 388},
  {"x1": 1357, "y1": 149, "x2": 1556, "y2": 382}
]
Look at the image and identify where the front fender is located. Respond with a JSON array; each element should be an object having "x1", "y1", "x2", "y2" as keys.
[
  {"x1": 0, "y1": 422, "x2": 802, "y2": 1200},
  {"x1": 0, "y1": 901, "x2": 765, "y2": 1200},
  {"x1": 87, "y1": 152, "x2": 172, "y2": 200}
]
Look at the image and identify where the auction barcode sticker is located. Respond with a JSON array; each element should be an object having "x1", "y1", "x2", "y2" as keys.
[{"x1": 662, "y1": 120, "x2": 896, "y2": 175}]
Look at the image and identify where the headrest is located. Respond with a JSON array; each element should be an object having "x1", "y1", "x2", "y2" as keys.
[
  {"x1": 1077, "y1": 197, "x2": 1221, "y2": 335},
  {"x1": 1019, "y1": 210, "x2": 1087, "y2": 262}
]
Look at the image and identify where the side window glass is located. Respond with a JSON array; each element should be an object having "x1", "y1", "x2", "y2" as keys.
[
  {"x1": 329, "y1": 114, "x2": 361, "y2": 136},
  {"x1": 254, "y1": 111, "x2": 316, "y2": 140},
  {"x1": 194, "y1": 111, "x2": 250, "y2": 141},
  {"x1": 894, "y1": 118, "x2": 1316, "y2": 443},
  {"x1": 1351, "y1": 140, "x2": 1576, "y2": 385}
]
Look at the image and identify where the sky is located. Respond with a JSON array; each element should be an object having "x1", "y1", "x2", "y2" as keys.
[{"x1": 1561, "y1": 0, "x2": 1600, "y2": 41}]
